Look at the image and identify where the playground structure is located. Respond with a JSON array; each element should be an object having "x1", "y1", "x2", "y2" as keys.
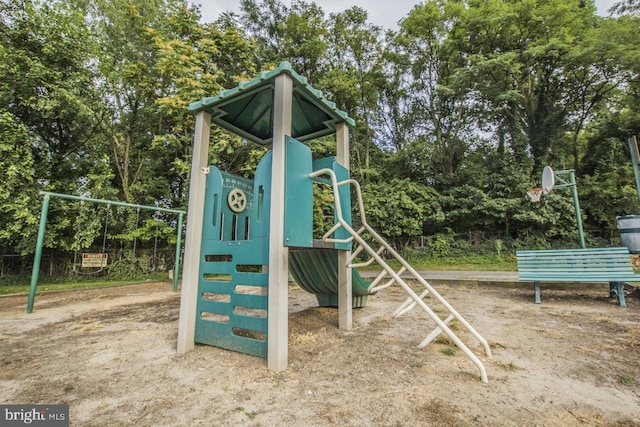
[
  {"x1": 177, "y1": 62, "x2": 491, "y2": 382},
  {"x1": 27, "y1": 192, "x2": 185, "y2": 313}
]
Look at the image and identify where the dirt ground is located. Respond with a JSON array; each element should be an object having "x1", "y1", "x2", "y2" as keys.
[{"x1": 1, "y1": 279, "x2": 639, "y2": 426}]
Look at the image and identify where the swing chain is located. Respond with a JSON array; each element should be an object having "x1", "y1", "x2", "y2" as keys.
[
  {"x1": 73, "y1": 201, "x2": 110, "y2": 275},
  {"x1": 72, "y1": 200, "x2": 85, "y2": 272},
  {"x1": 152, "y1": 211, "x2": 159, "y2": 271}
]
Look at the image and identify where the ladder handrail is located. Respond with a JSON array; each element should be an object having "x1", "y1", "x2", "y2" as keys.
[{"x1": 309, "y1": 168, "x2": 492, "y2": 383}]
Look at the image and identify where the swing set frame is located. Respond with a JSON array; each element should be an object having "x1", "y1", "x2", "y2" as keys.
[{"x1": 27, "y1": 191, "x2": 186, "y2": 313}]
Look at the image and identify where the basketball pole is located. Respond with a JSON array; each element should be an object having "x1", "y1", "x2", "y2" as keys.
[
  {"x1": 568, "y1": 170, "x2": 586, "y2": 249},
  {"x1": 629, "y1": 136, "x2": 640, "y2": 203},
  {"x1": 547, "y1": 169, "x2": 585, "y2": 249}
]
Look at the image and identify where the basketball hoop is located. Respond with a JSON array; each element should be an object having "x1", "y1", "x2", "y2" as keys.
[{"x1": 527, "y1": 188, "x2": 544, "y2": 202}]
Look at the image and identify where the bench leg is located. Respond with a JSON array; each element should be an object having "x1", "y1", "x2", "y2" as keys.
[
  {"x1": 610, "y1": 282, "x2": 627, "y2": 308},
  {"x1": 534, "y1": 281, "x2": 541, "y2": 304}
]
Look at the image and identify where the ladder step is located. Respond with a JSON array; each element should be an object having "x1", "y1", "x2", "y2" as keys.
[
  {"x1": 349, "y1": 246, "x2": 385, "y2": 269},
  {"x1": 393, "y1": 287, "x2": 428, "y2": 318},
  {"x1": 419, "y1": 314, "x2": 455, "y2": 349}
]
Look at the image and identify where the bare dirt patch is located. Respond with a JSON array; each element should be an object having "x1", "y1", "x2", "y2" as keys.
[{"x1": 1, "y1": 281, "x2": 639, "y2": 426}]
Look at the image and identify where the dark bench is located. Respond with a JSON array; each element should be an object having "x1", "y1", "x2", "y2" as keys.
[{"x1": 516, "y1": 247, "x2": 639, "y2": 307}]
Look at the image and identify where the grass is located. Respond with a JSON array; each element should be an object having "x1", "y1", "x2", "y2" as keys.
[
  {"x1": 617, "y1": 374, "x2": 635, "y2": 386},
  {"x1": 367, "y1": 257, "x2": 516, "y2": 274},
  {"x1": 441, "y1": 347, "x2": 457, "y2": 356},
  {"x1": 0, "y1": 251, "x2": 517, "y2": 296},
  {"x1": 375, "y1": 245, "x2": 518, "y2": 272},
  {"x1": 401, "y1": 257, "x2": 516, "y2": 271},
  {"x1": 0, "y1": 272, "x2": 173, "y2": 295}
]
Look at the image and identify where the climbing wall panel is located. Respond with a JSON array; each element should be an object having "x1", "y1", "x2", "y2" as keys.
[{"x1": 195, "y1": 167, "x2": 269, "y2": 358}]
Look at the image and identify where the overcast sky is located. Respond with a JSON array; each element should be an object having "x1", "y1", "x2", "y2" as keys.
[{"x1": 189, "y1": 0, "x2": 618, "y2": 29}]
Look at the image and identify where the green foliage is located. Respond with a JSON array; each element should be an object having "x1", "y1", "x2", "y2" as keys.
[
  {"x1": 0, "y1": 111, "x2": 37, "y2": 253},
  {"x1": 427, "y1": 229, "x2": 456, "y2": 258},
  {"x1": 0, "y1": 0, "x2": 100, "y2": 197},
  {"x1": 312, "y1": 183, "x2": 335, "y2": 238},
  {"x1": 582, "y1": 164, "x2": 640, "y2": 229},
  {"x1": 151, "y1": 4, "x2": 257, "y2": 183},
  {"x1": 359, "y1": 178, "x2": 443, "y2": 247}
]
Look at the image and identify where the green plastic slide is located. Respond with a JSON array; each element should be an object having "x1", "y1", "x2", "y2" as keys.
[{"x1": 288, "y1": 248, "x2": 374, "y2": 308}]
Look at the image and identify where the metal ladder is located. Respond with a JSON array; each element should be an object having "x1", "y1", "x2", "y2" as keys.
[{"x1": 310, "y1": 168, "x2": 492, "y2": 383}]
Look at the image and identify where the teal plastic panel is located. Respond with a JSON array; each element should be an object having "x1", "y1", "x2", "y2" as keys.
[
  {"x1": 284, "y1": 136, "x2": 313, "y2": 247},
  {"x1": 195, "y1": 164, "x2": 269, "y2": 358},
  {"x1": 252, "y1": 151, "x2": 272, "y2": 242},
  {"x1": 197, "y1": 239, "x2": 269, "y2": 357},
  {"x1": 201, "y1": 167, "x2": 223, "y2": 241},
  {"x1": 201, "y1": 168, "x2": 254, "y2": 243}
]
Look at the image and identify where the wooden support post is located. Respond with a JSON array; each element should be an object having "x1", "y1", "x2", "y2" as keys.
[
  {"x1": 177, "y1": 111, "x2": 211, "y2": 354},
  {"x1": 268, "y1": 73, "x2": 293, "y2": 370},
  {"x1": 336, "y1": 122, "x2": 352, "y2": 330}
]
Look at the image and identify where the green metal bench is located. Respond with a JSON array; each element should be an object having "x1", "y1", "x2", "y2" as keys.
[{"x1": 516, "y1": 247, "x2": 639, "y2": 307}]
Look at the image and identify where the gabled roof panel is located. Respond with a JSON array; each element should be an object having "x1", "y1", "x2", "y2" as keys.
[{"x1": 188, "y1": 61, "x2": 355, "y2": 145}]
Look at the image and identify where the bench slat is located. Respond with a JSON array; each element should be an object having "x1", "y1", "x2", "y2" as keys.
[
  {"x1": 517, "y1": 265, "x2": 634, "y2": 272},
  {"x1": 517, "y1": 247, "x2": 630, "y2": 253},
  {"x1": 518, "y1": 262, "x2": 635, "y2": 268},
  {"x1": 518, "y1": 274, "x2": 639, "y2": 282},
  {"x1": 518, "y1": 260, "x2": 633, "y2": 265},
  {"x1": 517, "y1": 256, "x2": 631, "y2": 261},
  {"x1": 517, "y1": 252, "x2": 631, "y2": 258},
  {"x1": 518, "y1": 267, "x2": 637, "y2": 273},
  {"x1": 516, "y1": 255, "x2": 630, "y2": 260}
]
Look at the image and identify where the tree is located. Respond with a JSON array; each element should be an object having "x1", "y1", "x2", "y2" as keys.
[
  {"x1": 360, "y1": 178, "x2": 443, "y2": 248},
  {"x1": 85, "y1": 0, "x2": 174, "y2": 204},
  {"x1": 240, "y1": 0, "x2": 288, "y2": 68},
  {"x1": 382, "y1": 1, "x2": 478, "y2": 190},
  {"x1": 240, "y1": 1, "x2": 387, "y2": 182},
  {"x1": 559, "y1": 18, "x2": 623, "y2": 170},
  {"x1": 0, "y1": 0, "x2": 260, "y2": 257},
  {"x1": 149, "y1": 3, "x2": 257, "y2": 196},
  {"x1": 0, "y1": 0, "x2": 110, "y2": 253},
  {"x1": 460, "y1": 0, "x2": 601, "y2": 169},
  {"x1": 0, "y1": 0, "x2": 99, "y2": 194},
  {"x1": 322, "y1": 7, "x2": 385, "y2": 182},
  {"x1": 611, "y1": 0, "x2": 640, "y2": 15},
  {"x1": 240, "y1": 0, "x2": 330, "y2": 82},
  {"x1": 85, "y1": 0, "x2": 259, "y2": 206},
  {"x1": 0, "y1": 111, "x2": 37, "y2": 253}
]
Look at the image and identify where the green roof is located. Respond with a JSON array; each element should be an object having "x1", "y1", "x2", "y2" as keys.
[{"x1": 188, "y1": 61, "x2": 355, "y2": 145}]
